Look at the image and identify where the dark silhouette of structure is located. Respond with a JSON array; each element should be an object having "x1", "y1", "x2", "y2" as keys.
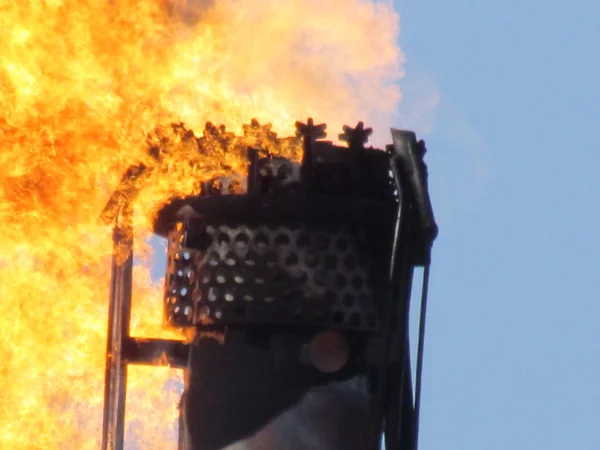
[{"x1": 101, "y1": 119, "x2": 437, "y2": 450}]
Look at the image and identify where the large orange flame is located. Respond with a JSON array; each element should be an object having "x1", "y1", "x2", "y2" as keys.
[{"x1": 0, "y1": 0, "x2": 402, "y2": 448}]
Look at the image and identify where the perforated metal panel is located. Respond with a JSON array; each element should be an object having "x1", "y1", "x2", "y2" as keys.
[{"x1": 164, "y1": 218, "x2": 388, "y2": 331}]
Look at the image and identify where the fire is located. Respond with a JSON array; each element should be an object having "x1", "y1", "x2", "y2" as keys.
[{"x1": 0, "y1": 0, "x2": 402, "y2": 448}]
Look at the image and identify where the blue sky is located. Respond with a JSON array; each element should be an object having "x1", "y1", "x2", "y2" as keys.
[{"x1": 396, "y1": 1, "x2": 600, "y2": 449}]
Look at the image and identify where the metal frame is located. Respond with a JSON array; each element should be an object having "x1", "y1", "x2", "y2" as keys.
[
  {"x1": 380, "y1": 130, "x2": 436, "y2": 450},
  {"x1": 101, "y1": 207, "x2": 189, "y2": 450},
  {"x1": 100, "y1": 127, "x2": 436, "y2": 450}
]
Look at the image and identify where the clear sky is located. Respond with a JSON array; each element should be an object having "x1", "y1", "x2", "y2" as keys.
[{"x1": 395, "y1": 1, "x2": 600, "y2": 449}]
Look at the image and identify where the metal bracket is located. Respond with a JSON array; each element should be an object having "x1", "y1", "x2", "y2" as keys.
[
  {"x1": 380, "y1": 130, "x2": 437, "y2": 450},
  {"x1": 101, "y1": 208, "x2": 189, "y2": 450}
]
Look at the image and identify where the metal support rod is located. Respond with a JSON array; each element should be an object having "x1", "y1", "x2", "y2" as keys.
[
  {"x1": 121, "y1": 337, "x2": 189, "y2": 369},
  {"x1": 412, "y1": 264, "x2": 432, "y2": 450},
  {"x1": 382, "y1": 259, "x2": 416, "y2": 450},
  {"x1": 365, "y1": 154, "x2": 413, "y2": 450},
  {"x1": 102, "y1": 215, "x2": 134, "y2": 450},
  {"x1": 384, "y1": 129, "x2": 437, "y2": 450}
]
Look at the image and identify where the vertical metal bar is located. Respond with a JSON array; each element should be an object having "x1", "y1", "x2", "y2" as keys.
[
  {"x1": 102, "y1": 211, "x2": 134, "y2": 450},
  {"x1": 178, "y1": 392, "x2": 188, "y2": 450},
  {"x1": 246, "y1": 148, "x2": 259, "y2": 195},
  {"x1": 382, "y1": 249, "x2": 415, "y2": 450},
  {"x1": 364, "y1": 155, "x2": 413, "y2": 450},
  {"x1": 412, "y1": 264, "x2": 431, "y2": 450},
  {"x1": 386, "y1": 129, "x2": 437, "y2": 449}
]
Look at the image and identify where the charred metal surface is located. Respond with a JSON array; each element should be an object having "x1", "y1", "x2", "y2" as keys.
[
  {"x1": 389, "y1": 130, "x2": 438, "y2": 265},
  {"x1": 181, "y1": 329, "x2": 371, "y2": 450},
  {"x1": 338, "y1": 121, "x2": 373, "y2": 149},
  {"x1": 121, "y1": 337, "x2": 189, "y2": 369}
]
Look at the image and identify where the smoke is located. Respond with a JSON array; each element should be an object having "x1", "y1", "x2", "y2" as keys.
[
  {"x1": 166, "y1": 0, "x2": 215, "y2": 23},
  {"x1": 225, "y1": 377, "x2": 371, "y2": 450}
]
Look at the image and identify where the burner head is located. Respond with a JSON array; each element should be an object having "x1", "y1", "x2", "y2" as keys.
[{"x1": 157, "y1": 126, "x2": 400, "y2": 332}]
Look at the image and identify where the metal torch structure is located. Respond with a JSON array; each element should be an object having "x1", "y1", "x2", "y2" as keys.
[{"x1": 101, "y1": 119, "x2": 437, "y2": 450}]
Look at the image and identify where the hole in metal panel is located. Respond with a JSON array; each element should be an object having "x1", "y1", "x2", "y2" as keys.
[
  {"x1": 349, "y1": 312, "x2": 362, "y2": 327},
  {"x1": 208, "y1": 288, "x2": 218, "y2": 302},
  {"x1": 285, "y1": 253, "x2": 299, "y2": 266},
  {"x1": 254, "y1": 232, "x2": 269, "y2": 251},
  {"x1": 275, "y1": 233, "x2": 291, "y2": 247},
  {"x1": 343, "y1": 293, "x2": 354, "y2": 307},
  {"x1": 324, "y1": 290, "x2": 337, "y2": 304},
  {"x1": 295, "y1": 271, "x2": 309, "y2": 286},
  {"x1": 325, "y1": 254, "x2": 338, "y2": 270},
  {"x1": 215, "y1": 269, "x2": 226, "y2": 283},
  {"x1": 344, "y1": 255, "x2": 357, "y2": 270},
  {"x1": 332, "y1": 310, "x2": 344, "y2": 324},
  {"x1": 305, "y1": 252, "x2": 319, "y2": 269},
  {"x1": 245, "y1": 251, "x2": 258, "y2": 266},
  {"x1": 314, "y1": 270, "x2": 328, "y2": 287},
  {"x1": 359, "y1": 293, "x2": 370, "y2": 307},
  {"x1": 225, "y1": 252, "x2": 237, "y2": 266},
  {"x1": 217, "y1": 232, "x2": 230, "y2": 246},
  {"x1": 235, "y1": 232, "x2": 250, "y2": 246},
  {"x1": 264, "y1": 251, "x2": 277, "y2": 267},
  {"x1": 208, "y1": 252, "x2": 220, "y2": 266},
  {"x1": 351, "y1": 275, "x2": 364, "y2": 290}
]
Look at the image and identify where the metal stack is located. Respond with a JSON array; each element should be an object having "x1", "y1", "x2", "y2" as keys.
[{"x1": 101, "y1": 119, "x2": 437, "y2": 450}]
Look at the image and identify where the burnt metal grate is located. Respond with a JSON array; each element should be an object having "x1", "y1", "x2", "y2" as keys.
[{"x1": 165, "y1": 217, "x2": 386, "y2": 331}]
